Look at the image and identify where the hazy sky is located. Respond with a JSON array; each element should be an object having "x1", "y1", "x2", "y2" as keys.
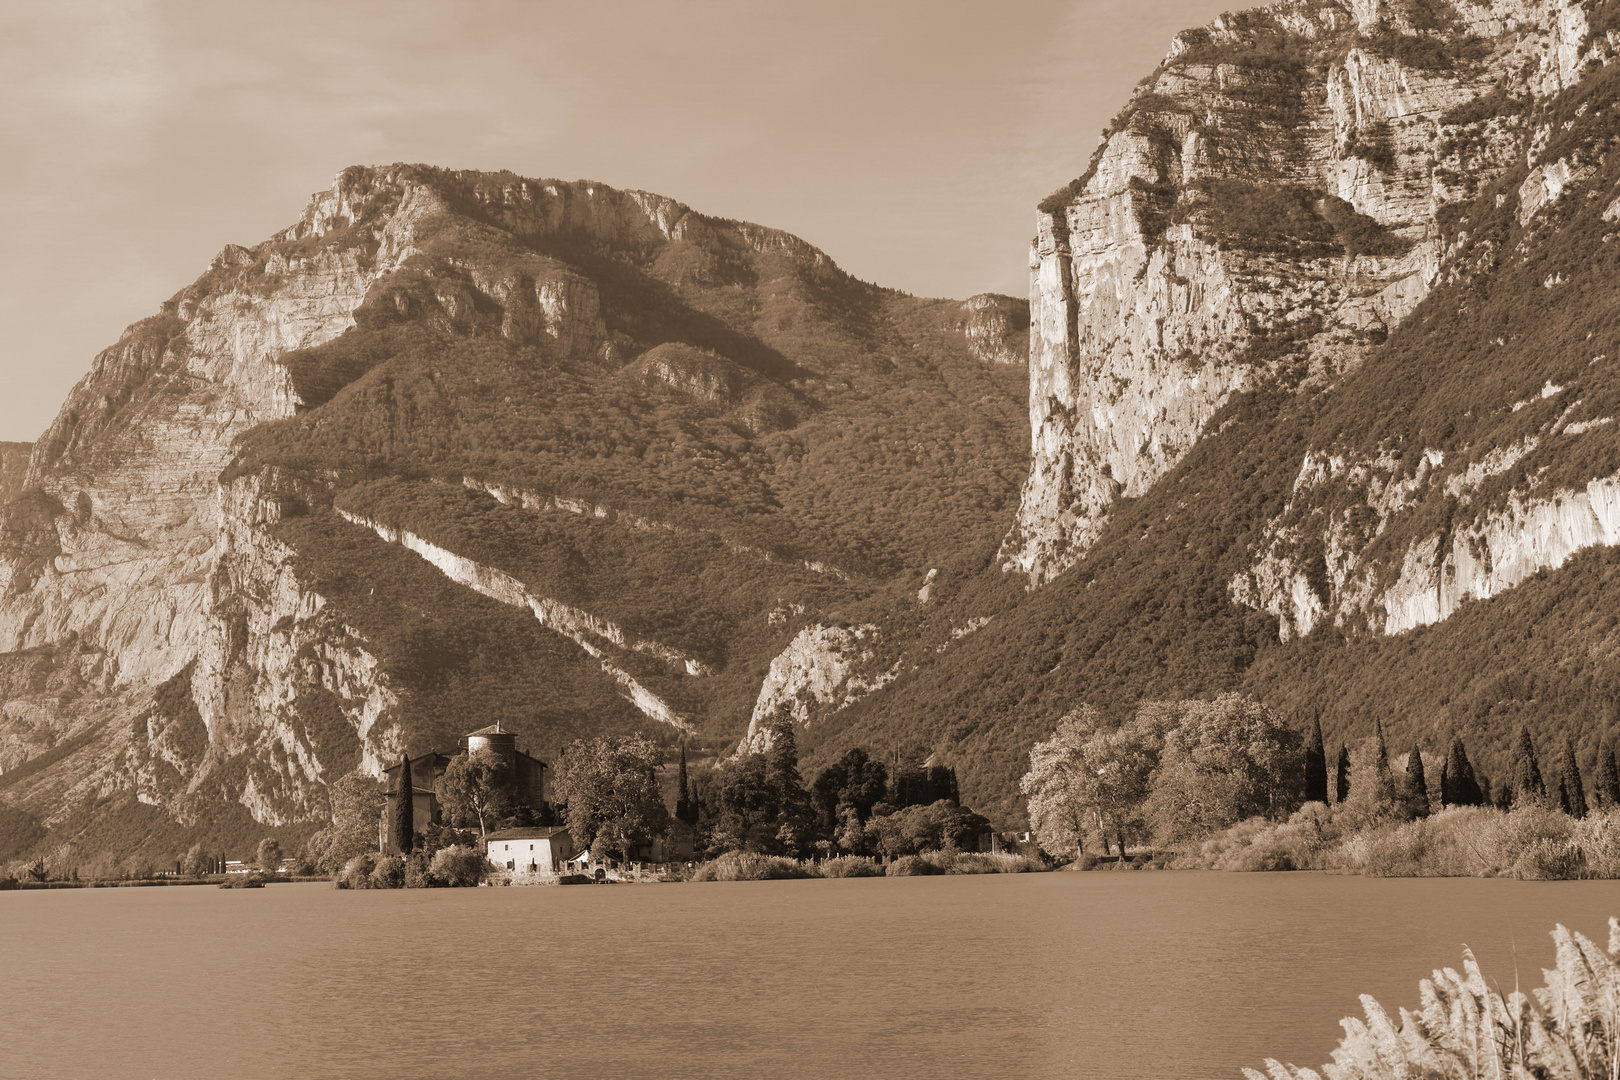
[{"x1": 0, "y1": 0, "x2": 1231, "y2": 443}]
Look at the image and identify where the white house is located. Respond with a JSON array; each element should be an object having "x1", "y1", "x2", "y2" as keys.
[{"x1": 483, "y1": 827, "x2": 574, "y2": 875}]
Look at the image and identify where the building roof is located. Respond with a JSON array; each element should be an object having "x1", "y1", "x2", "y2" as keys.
[
  {"x1": 483, "y1": 827, "x2": 571, "y2": 842},
  {"x1": 465, "y1": 723, "x2": 512, "y2": 737}
]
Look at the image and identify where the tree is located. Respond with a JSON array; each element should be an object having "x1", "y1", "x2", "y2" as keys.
[
  {"x1": 1558, "y1": 737, "x2": 1587, "y2": 818},
  {"x1": 1441, "y1": 738, "x2": 1484, "y2": 807},
  {"x1": 1595, "y1": 739, "x2": 1620, "y2": 808},
  {"x1": 1511, "y1": 728, "x2": 1546, "y2": 808},
  {"x1": 1304, "y1": 718, "x2": 1329, "y2": 804},
  {"x1": 1141, "y1": 695, "x2": 1303, "y2": 846},
  {"x1": 1021, "y1": 705, "x2": 1166, "y2": 858},
  {"x1": 1335, "y1": 745, "x2": 1351, "y2": 804},
  {"x1": 256, "y1": 837, "x2": 283, "y2": 872},
  {"x1": 810, "y1": 748, "x2": 889, "y2": 828},
  {"x1": 1403, "y1": 748, "x2": 1430, "y2": 817},
  {"x1": 438, "y1": 750, "x2": 516, "y2": 837},
  {"x1": 180, "y1": 843, "x2": 210, "y2": 878},
  {"x1": 554, "y1": 735, "x2": 670, "y2": 862},
  {"x1": 764, "y1": 712, "x2": 811, "y2": 823},
  {"x1": 1341, "y1": 732, "x2": 1401, "y2": 826},
  {"x1": 303, "y1": 773, "x2": 389, "y2": 873},
  {"x1": 674, "y1": 744, "x2": 698, "y2": 827},
  {"x1": 391, "y1": 755, "x2": 415, "y2": 854}
]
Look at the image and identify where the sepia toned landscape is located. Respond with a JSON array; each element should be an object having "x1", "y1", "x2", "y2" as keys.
[{"x1": 10, "y1": 1, "x2": 1620, "y2": 1077}]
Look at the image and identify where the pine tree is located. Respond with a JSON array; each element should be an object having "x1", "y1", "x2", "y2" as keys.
[
  {"x1": 674, "y1": 744, "x2": 698, "y2": 827},
  {"x1": 1442, "y1": 737, "x2": 1484, "y2": 807},
  {"x1": 1559, "y1": 737, "x2": 1587, "y2": 818},
  {"x1": 391, "y1": 754, "x2": 414, "y2": 855},
  {"x1": 1595, "y1": 739, "x2": 1620, "y2": 808},
  {"x1": 764, "y1": 711, "x2": 810, "y2": 830},
  {"x1": 1334, "y1": 744, "x2": 1351, "y2": 803},
  {"x1": 1511, "y1": 727, "x2": 1546, "y2": 807},
  {"x1": 1304, "y1": 718, "x2": 1329, "y2": 804},
  {"x1": 1405, "y1": 748, "x2": 1429, "y2": 817}
]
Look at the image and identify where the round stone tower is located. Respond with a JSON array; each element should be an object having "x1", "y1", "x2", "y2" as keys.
[{"x1": 463, "y1": 722, "x2": 517, "y2": 767}]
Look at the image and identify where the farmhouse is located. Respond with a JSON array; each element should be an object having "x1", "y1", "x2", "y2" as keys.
[{"x1": 484, "y1": 827, "x2": 575, "y2": 875}]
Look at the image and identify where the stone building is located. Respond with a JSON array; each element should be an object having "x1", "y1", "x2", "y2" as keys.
[
  {"x1": 484, "y1": 827, "x2": 574, "y2": 875},
  {"x1": 380, "y1": 722, "x2": 550, "y2": 854}
]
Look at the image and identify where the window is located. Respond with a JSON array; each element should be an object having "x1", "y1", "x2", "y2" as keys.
[{"x1": 506, "y1": 860, "x2": 515, "y2": 870}]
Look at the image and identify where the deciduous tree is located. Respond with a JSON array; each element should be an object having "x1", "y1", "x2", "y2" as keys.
[
  {"x1": 437, "y1": 750, "x2": 515, "y2": 837},
  {"x1": 1141, "y1": 695, "x2": 1302, "y2": 845},
  {"x1": 554, "y1": 735, "x2": 670, "y2": 861}
]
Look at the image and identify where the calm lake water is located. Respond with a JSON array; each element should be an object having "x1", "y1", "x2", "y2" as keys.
[{"x1": 3, "y1": 871, "x2": 1619, "y2": 1079}]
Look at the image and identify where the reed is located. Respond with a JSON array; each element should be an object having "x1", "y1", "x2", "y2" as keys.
[{"x1": 1248, "y1": 918, "x2": 1620, "y2": 1080}]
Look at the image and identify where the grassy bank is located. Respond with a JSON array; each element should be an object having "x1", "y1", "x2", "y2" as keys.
[
  {"x1": 690, "y1": 849, "x2": 1045, "y2": 881},
  {"x1": 1182, "y1": 803, "x2": 1620, "y2": 879}
]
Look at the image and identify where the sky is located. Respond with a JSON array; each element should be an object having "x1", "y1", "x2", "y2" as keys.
[{"x1": 0, "y1": 0, "x2": 1233, "y2": 443}]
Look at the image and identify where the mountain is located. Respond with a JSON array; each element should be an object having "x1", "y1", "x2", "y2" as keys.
[
  {"x1": 813, "y1": 0, "x2": 1620, "y2": 822},
  {"x1": 12, "y1": 0, "x2": 1620, "y2": 860},
  {"x1": 0, "y1": 166, "x2": 1029, "y2": 862}
]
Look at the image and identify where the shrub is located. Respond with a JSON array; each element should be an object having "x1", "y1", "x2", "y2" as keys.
[
  {"x1": 938, "y1": 851, "x2": 1043, "y2": 874},
  {"x1": 690, "y1": 851, "x2": 816, "y2": 881},
  {"x1": 885, "y1": 855, "x2": 944, "y2": 876},
  {"x1": 369, "y1": 855, "x2": 406, "y2": 889},
  {"x1": 818, "y1": 855, "x2": 882, "y2": 878},
  {"x1": 429, "y1": 845, "x2": 490, "y2": 887},
  {"x1": 334, "y1": 852, "x2": 379, "y2": 889}
]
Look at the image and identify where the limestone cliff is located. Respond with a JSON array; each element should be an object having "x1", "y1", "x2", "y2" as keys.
[{"x1": 1004, "y1": 0, "x2": 1599, "y2": 583}]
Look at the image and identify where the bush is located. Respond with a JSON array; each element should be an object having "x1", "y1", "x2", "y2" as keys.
[
  {"x1": 818, "y1": 855, "x2": 882, "y2": 878},
  {"x1": 429, "y1": 845, "x2": 490, "y2": 887},
  {"x1": 334, "y1": 852, "x2": 379, "y2": 889},
  {"x1": 885, "y1": 855, "x2": 944, "y2": 876},
  {"x1": 690, "y1": 851, "x2": 816, "y2": 881},
  {"x1": 370, "y1": 855, "x2": 406, "y2": 889},
  {"x1": 937, "y1": 851, "x2": 1044, "y2": 874}
]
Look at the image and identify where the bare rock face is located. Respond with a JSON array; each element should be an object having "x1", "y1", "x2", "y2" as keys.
[
  {"x1": 960, "y1": 294, "x2": 1030, "y2": 365},
  {"x1": 0, "y1": 444, "x2": 29, "y2": 505},
  {"x1": 736, "y1": 623, "x2": 899, "y2": 753},
  {"x1": 1004, "y1": 0, "x2": 1596, "y2": 583}
]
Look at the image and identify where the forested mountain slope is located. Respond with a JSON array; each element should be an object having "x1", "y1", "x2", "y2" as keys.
[
  {"x1": 0, "y1": 165, "x2": 1029, "y2": 862},
  {"x1": 812, "y1": 0, "x2": 1620, "y2": 823}
]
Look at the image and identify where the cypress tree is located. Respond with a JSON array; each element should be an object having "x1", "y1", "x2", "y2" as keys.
[
  {"x1": 675, "y1": 744, "x2": 698, "y2": 827},
  {"x1": 1405, "y1": 748, "x2": 1429, "y2": 817},
  {"x1": 1595, "y1": 739, "x2": 1620, "y2": 808},
  {"x1": 1443, "y1": 737, "x2": 1484, "y2": 806},
  {"x1": 1511, "y1": 727, "x2": 1546, "y2": 807},
  {"x1": 1334, "y1": 744, "x2": 1351, "y2": 803},
  {"x1": 1559, "y1": 737, "x2": 1587, "y2": 818},
  {"x1": 391, "y1": 754, "x2": 414, "y2": 855},
  {"x1": 1304, "y1": 718, "x2": 1329, "y2": 804}
]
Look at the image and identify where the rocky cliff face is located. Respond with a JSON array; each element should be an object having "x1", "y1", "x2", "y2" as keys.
[
  {"x1": 0, "y1": 444, "x2": 29, "y2": 505},
  {"x1": 1004, "y1": 0, "x2": 1599, "y2": 583}
]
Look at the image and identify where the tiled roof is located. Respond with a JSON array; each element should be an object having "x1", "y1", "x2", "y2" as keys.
[{"x1": 483, "y1": 827, "x2": 570, "y2": 842}]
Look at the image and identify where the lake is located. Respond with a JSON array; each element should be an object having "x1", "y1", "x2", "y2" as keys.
[{"x1": 3, "y1": 871, "x2": 1618, "y2": 1079}]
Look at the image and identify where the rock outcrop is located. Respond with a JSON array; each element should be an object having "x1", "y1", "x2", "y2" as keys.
[
  {"x1": 1003, "y1": 0, "x2": 1597, "y2": 583},
  {"x1": 0, "y1": 444, "x2": 29, "y2": 505}
]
